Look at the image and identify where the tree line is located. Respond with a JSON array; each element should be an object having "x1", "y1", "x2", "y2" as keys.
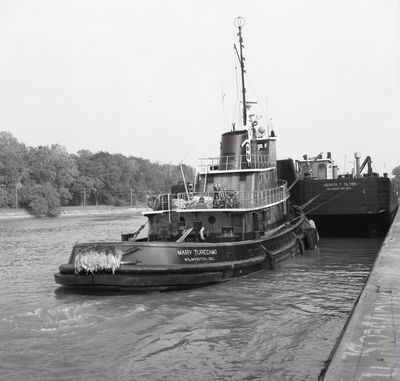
[
  {"x1": 0, "y1": 132, "x2": 194, "y2": 216},
  {"x1": 392, "y1": 166, "x2": 400, "y2": 193}
]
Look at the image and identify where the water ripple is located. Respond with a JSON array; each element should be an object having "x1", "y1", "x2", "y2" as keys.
[{"x1": 0, "y1": 215, "x2": 382, "y2": 381}]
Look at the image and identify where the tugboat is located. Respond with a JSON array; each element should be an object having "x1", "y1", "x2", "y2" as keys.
[
  {"x1": 285, "y1": 152, "x2": 399, "y2": 237},
  {"x1": 54, "y1": 17, "x2": 316, "y2": 291}
]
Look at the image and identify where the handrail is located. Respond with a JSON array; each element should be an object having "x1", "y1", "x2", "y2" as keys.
[
  {"x1": 146, "y1": 181, "x2": 288, "y2": 212},
  {"x1": 198, "y1": 154, "x2": 272, "y2": 172}
]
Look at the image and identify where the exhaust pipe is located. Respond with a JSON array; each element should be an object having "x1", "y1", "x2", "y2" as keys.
[{"x1": 355, "y1": 152, "x2": 361, "y2": 178}]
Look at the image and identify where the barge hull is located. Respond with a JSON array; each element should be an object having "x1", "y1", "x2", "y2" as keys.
[
  {"x1": 307, "y1": 209, "x2": 397, "y2": 237},
  {"x1": 297, "y1": 177, "x2": 398, "y2": 237}
]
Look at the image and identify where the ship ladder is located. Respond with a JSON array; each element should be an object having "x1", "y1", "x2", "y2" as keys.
[{"x1": 176, "y1": 227, "x2": 194, "y2": 243}]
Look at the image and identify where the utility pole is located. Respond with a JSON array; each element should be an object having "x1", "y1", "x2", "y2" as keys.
[{"x1": 14, "y1": 180, "x2": 22, "y2": 209}]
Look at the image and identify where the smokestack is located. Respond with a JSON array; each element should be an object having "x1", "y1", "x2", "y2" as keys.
[
  {"x1": 355, "y1": 152, "x2": 361, "y2": 178},
  {"x1": 332, "y1": 165, "x2": 338, "y2": 179},
  {"x1": 327, "y1": 152, "x2": 331, "y2": 159}
]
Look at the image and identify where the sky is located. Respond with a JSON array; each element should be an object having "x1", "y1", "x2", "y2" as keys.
[{"x1": 0, "y1": 0, "x2": 399, "y2": 174}]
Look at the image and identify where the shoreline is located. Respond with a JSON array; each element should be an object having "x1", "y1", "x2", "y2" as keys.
[{"x1": 0, "y1": 205, "x2": 146, "y2": 220}]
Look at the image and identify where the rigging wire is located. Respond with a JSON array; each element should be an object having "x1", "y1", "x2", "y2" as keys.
[
  {"x1": 179, "y1": 96, "x2": 225, "y2": 164},
  {"x1": 220, "y1": 77, "x2": 226, "y2": 132},
  {"x1": 233, "y1": 49, "x2": 241, "y2": 129},
  {"x1": 304, "y1": 190, "x2": 349, "y2": 215},
  {"x1": 246, "y1": 73, "x2": 271, "y2": 133},
  {"x1": 286, "y1": 189, "x2": 350, "y2": 225}
]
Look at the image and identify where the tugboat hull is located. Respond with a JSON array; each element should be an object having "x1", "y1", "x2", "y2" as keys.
[
  {"x1": 55, "y1": 271, "x2": 227, "y2": 292},
  {"x1": 54, "y1": 216, "x2": 307, "y2": 292},
  {"x1": 54, "y1": 18, "x2": 316, "y2": 293}
]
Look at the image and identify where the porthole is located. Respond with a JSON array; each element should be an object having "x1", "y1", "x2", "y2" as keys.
[{"x1": 208, "y1": 216, "x2": 216, "y2": 224}]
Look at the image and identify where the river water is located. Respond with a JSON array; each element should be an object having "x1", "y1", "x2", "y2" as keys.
[{"x1": 0, "y1": 214, "x2": 382, "y2": 381}]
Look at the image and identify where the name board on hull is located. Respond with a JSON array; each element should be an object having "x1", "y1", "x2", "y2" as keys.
[
  {"x1": 323, "y1": 181, "x2": 358, "y2": 191},
  {"x1": 176, "y1": 248, "x2": 218, "y2": 263}
]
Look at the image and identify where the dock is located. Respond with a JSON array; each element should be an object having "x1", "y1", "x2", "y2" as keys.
[{"x1": 322, "y1": 209, "x2": 400, "y2": 380}]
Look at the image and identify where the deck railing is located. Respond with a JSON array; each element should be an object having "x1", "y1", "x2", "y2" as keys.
[
  {"x1": 146, "y1": 181, "x2": 288, "y2": 212},
  {"x1": 198, "y1": 154, "x2": 272, "y2": 172}
]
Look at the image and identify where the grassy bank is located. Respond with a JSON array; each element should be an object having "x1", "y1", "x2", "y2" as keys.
[
  {"x1": 59, "y1": 205, "x2": 145, "y2": 217},
  {"x1": 0, "y1": 205, "x2": 146, "y2": 220}
]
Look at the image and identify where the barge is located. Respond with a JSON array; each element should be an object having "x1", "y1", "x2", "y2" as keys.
[{"x1": 285, "y1": 153, "x2": 398, "y2": 237}]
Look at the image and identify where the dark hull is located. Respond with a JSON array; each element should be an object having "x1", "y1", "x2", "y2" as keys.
[
  {"x1": 54, "y1": 260, "x2": 262, "y2": 292},
  {"x1": 307, "y1": 209, "x2": 397, "y2": 237},
  {"x1": 296, "y1": 177, "x2": 398, "y2": 237},
  {"x1": 55, "y1": 215, "x2": 307, "y2": 292}
]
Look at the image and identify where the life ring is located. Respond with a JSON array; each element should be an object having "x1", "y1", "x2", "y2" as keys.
[
  {"x1": 225, "y1": 191, "x2": 239, "y2": 208},
  {"x1": 213, "y1": 193, "x2": 224, "y2": 208},
  {"x1": 147, "y1": 195, "x2": 160, "y2": 210}
]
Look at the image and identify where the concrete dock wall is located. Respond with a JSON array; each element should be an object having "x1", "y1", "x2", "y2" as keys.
[{"x1": 323, "y1": 209, "x2": 400, "y2": 380}]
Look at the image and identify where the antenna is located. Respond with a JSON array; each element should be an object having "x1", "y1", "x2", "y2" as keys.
[
  {"x1": 266, "y1": 96, "x2": 270, "y2": 136},
  {"x1": 234, "y1": 17, "x2": 247, "y2": 127},
  {"x1": 220, "y1": 80, "x2": 226, "y2": 132}
]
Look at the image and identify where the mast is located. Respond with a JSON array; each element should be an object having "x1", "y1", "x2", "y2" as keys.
[{"x1": 234, "y1": 17, "x2": 247, "y2": 127}]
